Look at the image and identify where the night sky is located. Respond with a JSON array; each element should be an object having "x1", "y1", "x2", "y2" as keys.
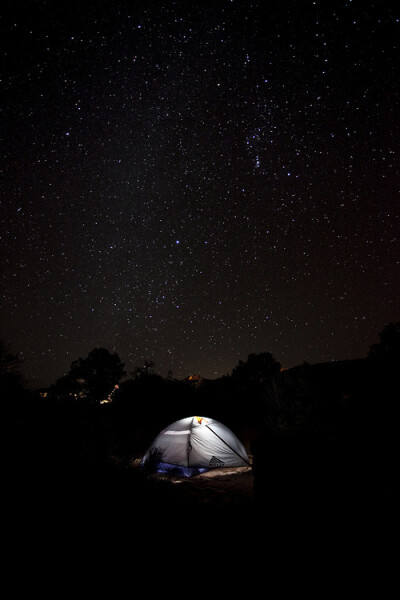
[{"x1": 1, "y1": 0, "x2": 399, "y2": 388}]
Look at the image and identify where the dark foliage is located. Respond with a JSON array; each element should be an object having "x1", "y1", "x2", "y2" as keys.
[
  {"x1": 52, "y1": 347, "x2": 126, "y2": 404},
  {"x1": 368, "y1": 321, "x2": 400, "y2": 366},
  {"x1": 0, "y1": 339, "x2": 25, "y2": 397},
  {"x1": 2, "y1": 325, "x2": 398, "y2": 589}
]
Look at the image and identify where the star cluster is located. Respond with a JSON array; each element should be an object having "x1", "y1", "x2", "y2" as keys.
[{"x1": 1, "y1": 1, "x2": 399, "y2": 387}]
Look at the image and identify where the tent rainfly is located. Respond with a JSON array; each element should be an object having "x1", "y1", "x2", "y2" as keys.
[{"x1": 141, "y1": 416, "x2": 250, "y2": 477}]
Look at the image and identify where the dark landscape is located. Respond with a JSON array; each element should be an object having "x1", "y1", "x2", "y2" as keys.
[{"x1": 2, "y1": 323, "x2": 398, "y2": 592}]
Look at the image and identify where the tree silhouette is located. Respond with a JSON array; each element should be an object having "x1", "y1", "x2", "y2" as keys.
[
  {"x1": 0, "y1": 339, "x2": 24, "y2": 398},
  {"x1": 231, "y1": 352, "x2": 282, "y2": 426},
  {"x1": 55, "y1": 347, "x2": 126, "y2": 404},
  {"x1": 132, "y1": 360, "x2": 155, "y2": 380},
  {"x1": 231, "y1": 352, "x2": 281, "y2": 386},
  {"x1": 368, "y1": 322, "x2": 400, "y2": 366}
]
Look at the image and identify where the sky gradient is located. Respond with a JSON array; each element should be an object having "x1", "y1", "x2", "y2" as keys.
[{"x1": 1, "y1": 0, "x2": 399, "y2": 387}]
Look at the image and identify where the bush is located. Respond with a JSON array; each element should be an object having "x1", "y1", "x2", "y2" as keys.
[{"x1": 141, "y1": 446, "x2": 164, "y2": 476}]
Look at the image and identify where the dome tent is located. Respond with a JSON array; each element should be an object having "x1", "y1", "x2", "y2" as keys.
[{"x1": 141, "y1": 416, "x2": 250, "y2": 477}]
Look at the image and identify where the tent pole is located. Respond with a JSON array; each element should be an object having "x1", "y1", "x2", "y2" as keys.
[
  {"x1": 205, "y1": 424, "x2": 251, "y2": 466},
  {"x1": 187, "y1": 417, "x2": 194, "y2": 472}
]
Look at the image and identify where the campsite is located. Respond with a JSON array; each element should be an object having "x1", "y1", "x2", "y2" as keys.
[{"x1": 2, "y1": 328, "x2": 398, "y2": 592}]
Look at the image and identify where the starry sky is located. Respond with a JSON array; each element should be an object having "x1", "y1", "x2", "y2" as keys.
[{"x1": 1, "y1": 0, "x2": 399, "y2": 388}]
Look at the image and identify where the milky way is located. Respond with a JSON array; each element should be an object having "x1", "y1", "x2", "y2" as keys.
[{"x1": 1, "y1": 1, "x2": 399, "y2": 387}]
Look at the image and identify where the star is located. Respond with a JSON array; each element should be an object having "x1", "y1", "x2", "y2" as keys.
[{"x1": 0, "y1": 1, "x2": 399, "y2": 386}]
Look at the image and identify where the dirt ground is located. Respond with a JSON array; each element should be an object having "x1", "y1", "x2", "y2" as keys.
[
  {"x1": 148, "y1": 464, "x2": 255, "y2": 507},
  {"x1": 126, "y1": 453, "x2": 255, "y2": 510}
]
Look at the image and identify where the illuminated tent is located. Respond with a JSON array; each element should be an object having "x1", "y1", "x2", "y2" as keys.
[{"x1": 141, "y1": 416, "x2": 250, "y2": 477}]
